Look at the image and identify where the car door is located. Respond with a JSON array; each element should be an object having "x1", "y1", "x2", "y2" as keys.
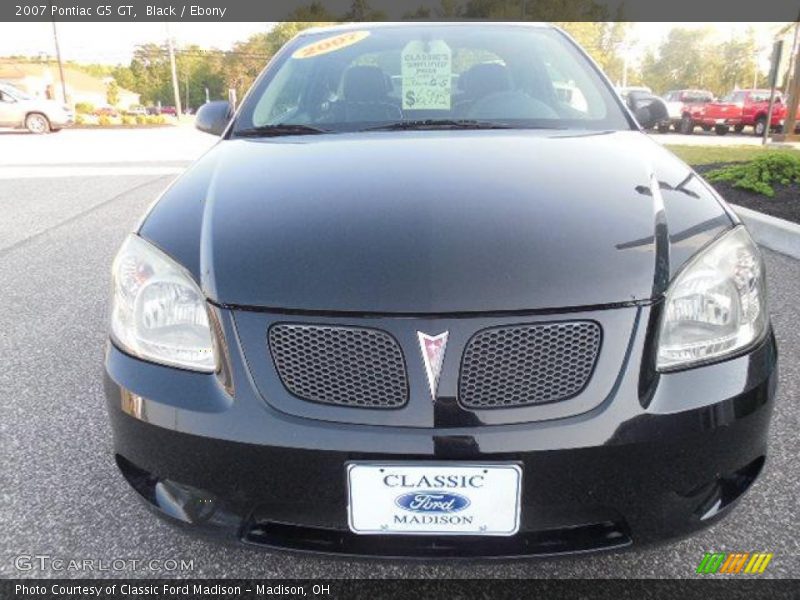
[
  {"x1": 747, "y1": 91, "x2": 772, "y2": 124},
  {"x1": 0, "y1": 90, "x2": 23, "y2": 126},
  {"x1": 743, "y1": 92, "x2": 760, "y2": 123}
]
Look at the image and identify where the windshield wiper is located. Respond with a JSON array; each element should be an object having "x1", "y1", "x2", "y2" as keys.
[
  {"x1": 234, "y1": 124, "x2": 330, "y2": 137},
  {"x1": 360, "y1": 119, "x2": 517, "y2": 132},
  {"x1": 360, "y1": 119, "x2": 570, "y2": 132}
]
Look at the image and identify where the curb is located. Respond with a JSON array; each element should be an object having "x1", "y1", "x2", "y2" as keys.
[{"x1": 731, "y1": 204, "x2": 800, "y2": 260}]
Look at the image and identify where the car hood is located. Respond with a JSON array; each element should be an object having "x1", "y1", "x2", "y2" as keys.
[{"x1": 148, "y1": 130, "x2": 733, "y2": 313}]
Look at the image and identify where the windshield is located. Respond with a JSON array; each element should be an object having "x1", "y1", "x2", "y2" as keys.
[
  {"x1": 234, "y1": 24, "x2": 630, "y2": 134},
  {"x1": 722, "y1": 91, "x2": 747, "y2": 104}
]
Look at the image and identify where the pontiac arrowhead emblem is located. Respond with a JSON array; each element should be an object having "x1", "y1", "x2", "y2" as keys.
[{"x1": 418, "y1": 331, "x2": 449, "y2": 400}]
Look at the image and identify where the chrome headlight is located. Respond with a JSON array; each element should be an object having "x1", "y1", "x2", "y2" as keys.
[
  {"x1": 657, "y1": 226, "x2": 767, "y2": 371},
  {"x1": 110, "y1": 234, "x2": 216, "y2": 372}
]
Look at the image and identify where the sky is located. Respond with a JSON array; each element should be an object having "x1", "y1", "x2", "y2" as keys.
[
  {"x1": 0, "y1": 22, "x2": 275, "y2": 64},
  {"x1": 0, "y1": 22, "x2": 787, "y2": 67}
]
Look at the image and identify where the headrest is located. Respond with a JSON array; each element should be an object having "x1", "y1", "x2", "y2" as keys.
[
  {"x1": 459, "y1": 63, "x2": 512, "y2": 98},
  {"x1": 343, "y1": 66, "x2": 389, "y2": 102}
]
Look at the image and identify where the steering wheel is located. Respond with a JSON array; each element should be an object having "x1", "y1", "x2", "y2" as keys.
[{"x1": 467, "y1": 91, "x2": 559, "y2": 120}]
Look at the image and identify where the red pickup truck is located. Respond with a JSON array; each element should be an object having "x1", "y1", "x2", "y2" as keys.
[
  {"x1": 696, "y1": 89, "x2": 785, "y2": 136},
  {"x1": 663, "y1": 89, "x2": 714, "y2": 134}
]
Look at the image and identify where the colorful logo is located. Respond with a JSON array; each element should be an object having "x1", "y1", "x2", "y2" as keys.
[{"x1": 696, "y1": 552, "x2": 773, "y2": 574}]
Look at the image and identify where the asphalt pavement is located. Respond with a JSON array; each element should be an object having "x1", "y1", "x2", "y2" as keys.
[
  {"x1": 0, "y1": 129, "x2": 798, "y2": 579},
  {"x1": 654, "y1": 129, "x2": 768, "y2": 146}
]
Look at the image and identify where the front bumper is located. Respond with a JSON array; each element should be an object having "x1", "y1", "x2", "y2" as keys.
[
  {"x1": 103, "y1": 305, "x2": 777, "y2": 558},
  {"x1": 50, "y1": 112, "x2": 75, "y2": 127}
]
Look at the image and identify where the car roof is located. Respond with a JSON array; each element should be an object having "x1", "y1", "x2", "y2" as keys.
[{"x1": 298, "y1": 21, "x2": 552, "y2": 37}]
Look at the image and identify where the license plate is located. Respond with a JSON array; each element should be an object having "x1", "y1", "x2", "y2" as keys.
[{"x1": 347, "y1": 463, "x2": 522, "y2": 536}]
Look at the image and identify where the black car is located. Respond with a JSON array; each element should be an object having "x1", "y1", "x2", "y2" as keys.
[{"x1": 104, "y1": 23, "x2": 776, "y2": 557}]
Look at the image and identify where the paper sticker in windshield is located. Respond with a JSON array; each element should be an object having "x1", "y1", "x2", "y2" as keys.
[
  {"x1": 292, "y1": 31, "x2": 370, "y2": 60},
  {"x1": 401, "y1": 40, "x2": 452, "y2": 110}
]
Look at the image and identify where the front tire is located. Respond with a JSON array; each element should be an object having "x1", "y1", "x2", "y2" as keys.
[
  {"x1": 679, "y1": 115, "x2": 694, "y2": 135},
  {"x1": 25, "y1": 113, "x2": 51, "y2": 134},
  {"x1": 754, "y1": 117, "x2": 767, "y2": 137},
  {"x1": 657, "y1": 123, "x2": 670, "y2": 134},
  {"x1": 715, "y1": 124, "x2": 729, "y2": 136}
]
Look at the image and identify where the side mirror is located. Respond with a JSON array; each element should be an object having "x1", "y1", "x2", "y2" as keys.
[
  {"x1": 632, "y1": 95, "x2": 669, "y2": 130},
  {"x1": 195, "y1": 101, "x2": 231, "y2": 136}
]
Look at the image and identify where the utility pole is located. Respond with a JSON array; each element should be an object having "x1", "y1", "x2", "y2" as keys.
[
  {"x1": 165, "y1": 23, "x2": 182, "y2": 118},
  {"x1": 753, "y1": 53, "x2": 759, "y2": 89},
  {"x1": 50, "y1": 20, "x2": 67, "y2": 103},
  {"x1": 763, "y1": 40, "x2": 783, "y2": 145},
  {"x1": 622, "y1": 52, "x2": 629, "y2": 89}
]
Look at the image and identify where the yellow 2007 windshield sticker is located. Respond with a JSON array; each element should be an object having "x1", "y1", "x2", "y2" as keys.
[
  {"x1": 401, "y1": 40, "x2": 452, "y2": 110},
  {"x1": 292, "y1": 31, "x2": 371, "y2": 59}
]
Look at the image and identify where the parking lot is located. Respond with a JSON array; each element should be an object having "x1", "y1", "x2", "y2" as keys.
[
  {"x1": 656, "y1": 129, "x2": 770, "y2": 146},
  {"x1": 0, "y1": 128, "x2": 797, "y2": 578}
]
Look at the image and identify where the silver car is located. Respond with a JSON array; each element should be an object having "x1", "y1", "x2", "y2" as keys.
[{"x1": 0, "y1": 82, "x2": 74, "y2": 133}]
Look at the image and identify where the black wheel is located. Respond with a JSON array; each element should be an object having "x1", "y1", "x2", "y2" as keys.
[
  {"x1": 734, "y1": 124, "x2": 745, "y2": 133},
  {"x1": 25, "y1": 113, "x2": 50, "y2": 134},
  {"x1": 679, "y1": 115, "x2": 694, "y2": 135},
  {"x1": 715, "y1": 124, "x2": 729, "y2": 136},
  {"x1": 754, "y1": 117, "x2": 767, "y2": 137},
  {"x1": 656, "y1": 123, "x2": 670, "y2": 134}
]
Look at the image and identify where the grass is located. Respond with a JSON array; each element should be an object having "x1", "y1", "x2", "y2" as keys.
[{"x1": 664, "y1": 144, "x2": 800, "y2": 166}]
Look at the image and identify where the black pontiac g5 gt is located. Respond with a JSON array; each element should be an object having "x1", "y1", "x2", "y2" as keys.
[{"x1": 104, "y1": 22, "x2": 777, "y2": 557}]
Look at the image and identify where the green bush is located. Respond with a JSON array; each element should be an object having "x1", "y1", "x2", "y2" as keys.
[
  {"x1": 705, "y1": 151, "x2": 800, "y2": 197},
  {"x1": 75, "y1": 114, "x2": 86, "y2": 125},
  {"x1": 74, "y1": 102, "x2": 94, "y2": 115},
  {"x1": 121, "y1": 115, "x2": 136, "y2": 126},
  {"x1": 135, "y1": 115, "x2": 147, "y2": 125},
  {"x1": 98, "y1": 115, "x2": 112, "y2": 127},
  {"x1": 146, "y1": 114, "x2": 167, "y2": 125}
]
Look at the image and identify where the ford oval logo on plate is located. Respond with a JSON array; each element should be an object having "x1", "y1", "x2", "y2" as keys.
[{"x1": 395, "y1": 491, "x2": 471, "y2": 514}]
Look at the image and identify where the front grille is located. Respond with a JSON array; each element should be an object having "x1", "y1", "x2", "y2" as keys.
[
  {"x1": 268, "y1": 324, "x2": 408, "y2": 409},
  {"x1": 459, "y1": 321, "x2": 602, "y2": 409}
]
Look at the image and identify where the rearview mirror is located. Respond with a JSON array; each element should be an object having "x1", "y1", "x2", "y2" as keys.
[
  {"x1": 195, "y1": 101, "x2": 231, "y2": 136},
  {"x1": 631, "y1": 94, "x2": 669, "y2": 130}
]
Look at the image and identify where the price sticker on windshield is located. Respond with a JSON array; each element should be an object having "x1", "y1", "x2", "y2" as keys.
[{"x1": 401, "y1": 40, "x2": 452, "y2": 110}]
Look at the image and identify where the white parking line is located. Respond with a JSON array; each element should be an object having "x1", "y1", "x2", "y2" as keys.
[{"x1": 0, "y1": 166, "x2": 186, "y2": 179}]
